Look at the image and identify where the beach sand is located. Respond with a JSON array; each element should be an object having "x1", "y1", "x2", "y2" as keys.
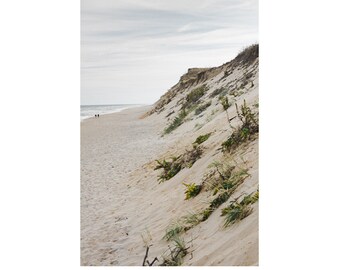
[
  {"x1": 81, "y1": 102, "x2": 258, "y2": 266},
  {"x1": 81, "y1": 46, "x2": 258, "y2": 266},
  {"x1": 81, "y1": 106, "x2": 173, "y2": 265}
]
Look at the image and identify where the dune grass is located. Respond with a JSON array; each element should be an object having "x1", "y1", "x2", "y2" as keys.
[
  {"x1": 164, "y1": 108, "x2": 188, "y2": 134},
  {"x1": 221, "y1": 190, "x2": 259, "y2": 227},
  {"x1": 222, "y1": 100, "x2": 258, "y2": 153},
  {"x1": 155, "y1": 145, "x2": 203, "y2": 182},
  {"x1": 233, "y1": 44, "x2": 259, "y2": 66},
  {"x1": 161, "y1": 235, "x2": 188, "y2": 266},
  {"x1": 195, "y1": 101, "x2": 211, "y2": 115},
  {"x1": 198, "y1": 161, "x2": 250, "y2": 222},
  {"x1": 194, "y1": 133, "x2": 211, "y2": 145},
  {"x1": 164, "y1": 221, "x2": 185, "y2": 241},
  {"x1": 154, "y1": 156, "x2": 182, "y2": 183},
  {"x1": 183, "y1": 183, "x2": 202, "y2": 200},
  {"x1": 183, "y1": 85, "x2": 208, "y2": 108}
]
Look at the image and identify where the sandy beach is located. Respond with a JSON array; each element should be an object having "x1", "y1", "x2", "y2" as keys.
[
  {"x1": 81, "y1": 105, "x2": 258, "y2": 266},
  {"x1": 81, "y1": 45, "x2": 259, "y2": 266},
  {"x1": 81, "y1": 106, "x2": 172, "y2": 265}
]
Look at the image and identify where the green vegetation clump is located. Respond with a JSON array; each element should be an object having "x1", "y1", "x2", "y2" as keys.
[
  {"x1": 185, "y1": 85, "x2": 207, "y2": 105},
  {"x1": 222, "y1": 100, "x2": 259, "y2": 153},
  {"x1": 252, "y1": 190, "x2": 259, "y2": 202},
  {"x1": 183, "y1": 183, "x2": 202, "y2": 200},
  {"x1": 164, "y1": 108, "x2": 188, "y2": 134},
  {"x1": 221, "y1": 190, "x2": 259, "y2": 227},
  {"x1": 204, "y1": 162, "x2": 247, "y2": 192},
  {"x1": 222, "y1": 203, "x2": 253, "y2": 227},
  {"x1": 209, "y1": 86, "x2": 226, "y2": 98},
  {"x1": 209, "y1": 191, "x2": 230, "y2": 209},
  {"x1": 195, "y1": 101, "x2": 211, "y2": 115},
  {"x1": 201, "y1": 208, "x2": 213, "y2": 221},
  {"x1": 160, "y1": 235, "x2": 188, "y2": 266},
  {"x1": 154, "y1": 145, "x2": 203, "y2": 182},
  {"x1": 210, "y1": 168, "x2": 249, "y2": 195},
  {"x1": 240, "y1": 190, "x2": 259, "y2": 205},
  {"x1": 163, "y1": 85, "x2": 209, "y2": 134},
  {"x1": 198, "y1": 161, "x2": 250, "y2": 222},
  {"x1": 220, "y1": 96, "x2": 231, "y2": 111},
  {"x1": 198, "y1": 190, "x2": 232, "y2": 222},
  {"x1": 194, "y1": 133, "x2": 211, "y2": 145},
  {"x1": 154, "y1": 156, "x2": 182, "y2": 182},
  {"x1": 162, "y1": 222, "x2": 190, "y2": 266},
  {"x1": 160, "y1": 164, "x2": 253, "y2": 241},
  {"x1": 220, "y1": 96, "x2": 232, "y2": 124}
]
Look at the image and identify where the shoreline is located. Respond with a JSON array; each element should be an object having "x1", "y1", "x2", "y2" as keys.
[{"x1": 80, "y1": 104, "x2": 150, "y2": 122}]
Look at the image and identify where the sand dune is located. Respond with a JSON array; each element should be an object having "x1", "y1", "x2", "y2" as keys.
[{"x1": 81, "y1": 45, "x2": 259, "y2": 266}]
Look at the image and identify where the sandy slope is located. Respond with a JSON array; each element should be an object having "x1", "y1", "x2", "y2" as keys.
[{"x1": 81, "y1": 46, "x2": 259, "y2": 266}]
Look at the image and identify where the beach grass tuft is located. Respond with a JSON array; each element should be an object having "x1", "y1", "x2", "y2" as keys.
[
  {"x1": 164, "y1": 108, "x2": 188, "y2": 134},
  {"x1": 195, "y1": 101, "x2": 212, "y2": 115},
  {"x1": 183, "y1": 85, "x2": 208, "y2": 107},
  {"x1": 221, "y1": 190, "x2": 259, "y2": 227},
  {"x1": 198, "y1": 161, "x2": 250, "y2": 222},
  {"x1": 222, "y1": 100, "x2": 258, "y2": 153},
  {"x1": 194, "y1": 133, "x2": 211, "y2": 145},
  {"x1": 154, "y1": 156, "x2": 182, "y2": 182},
  {"x1": 183, "y1": 183, "x2": 202, "y2": 200},
  {"x1": 161, "y1": 235, "x2": 188, "y2": 266},
  {"x1": 220, "y1": 96, "x2": 231, "y2": 111},
  {"x1": 209, "y1": 86, "x2": 227, "y2": 98},
  {"x1": 164, "y1": 221, "x2": 185, "y2": 241},
  {"x1": 154, "y1": 145, "x2": 203, "y2": 182}
]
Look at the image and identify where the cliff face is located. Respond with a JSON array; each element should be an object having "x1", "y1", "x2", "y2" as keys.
[{"x1": 136, "y1": 44, "x2": 259, "y2": 266}]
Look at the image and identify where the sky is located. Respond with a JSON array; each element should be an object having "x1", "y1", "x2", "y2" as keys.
[{"x1": 81, "y1": 0, "x2": 258, "y2": 105}]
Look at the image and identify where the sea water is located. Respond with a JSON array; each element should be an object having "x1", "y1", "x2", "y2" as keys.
[{"x1": 80, "y1": 104, "x2": 142, "y2": 121}]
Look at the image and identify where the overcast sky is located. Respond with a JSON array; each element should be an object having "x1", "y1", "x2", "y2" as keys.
[{"x1": 81, "y1": 0, "x2": 258, "y2": 105}]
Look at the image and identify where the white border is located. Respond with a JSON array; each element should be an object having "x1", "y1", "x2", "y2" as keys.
[{"x1": 1, "y1": 0, "x2": 340, "y2": 269}]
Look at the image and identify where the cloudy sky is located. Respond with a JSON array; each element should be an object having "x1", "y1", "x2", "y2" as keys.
[{"x1": 81, "y1": 0, "x2": 258, "y2": 105}]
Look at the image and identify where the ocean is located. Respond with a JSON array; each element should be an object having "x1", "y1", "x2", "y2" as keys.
[{"x1": 80, "y1": 104, "x2": 143, "y2": 121}]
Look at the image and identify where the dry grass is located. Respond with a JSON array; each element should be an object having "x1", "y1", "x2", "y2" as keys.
[
  {"x1": 222, "y1": 100, "x2": 259, "y2": 153},
  {"x1": 233, "y1": 44, "x2": 259, "y2": 66},
  {"x1": 160, "y1": 235, "x2": 189, "y2": 266}
]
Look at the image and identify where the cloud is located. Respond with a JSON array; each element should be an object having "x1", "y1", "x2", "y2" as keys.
[{"x1": 81, "y1": 0, "x2": 258, "y2": 105}]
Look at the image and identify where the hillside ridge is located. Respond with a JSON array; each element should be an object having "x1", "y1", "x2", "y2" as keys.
[{"x1": 147, "y1": 44, "x2": 258, "y2": 116}]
